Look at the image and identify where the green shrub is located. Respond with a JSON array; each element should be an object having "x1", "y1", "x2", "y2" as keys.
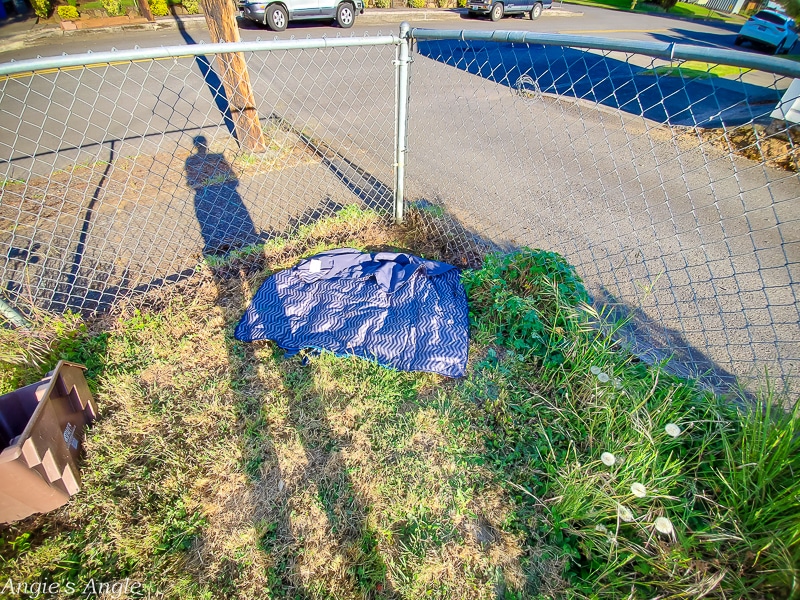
[
  {"x1": 457, "y1": 0, "x2": 467, "y2": 6},
  {"x1": 149, "y1": 0, "x2": 169, "y2": 15},
  {"x1": 182, "y1": 0, "x2": 199, "y2": 13},
  {"x1": 409, "y1": 0, "x2": 426, "y2": 7},
  {"x1": 375, "y1": 0, "x2": 390, "y2": 7},
  {"x1": 102, "y1": 0, "x2": 123, "y2": 15},
  {"x1": 462, "y1": 248, "x2": 589, "y2": 359},
  {"x1": 30, "y1": 0, "x2": 51, "y2": 18},
  {"x1": 436, "y1": 0, "x2": 450, "y2": 7},
  {"x1": 57, "y1": 4, "x2": 79, "y2": 18}
]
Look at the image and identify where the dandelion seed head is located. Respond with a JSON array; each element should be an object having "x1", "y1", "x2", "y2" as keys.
[
  {"x1": 654, "y1": 516, "x2": 674, "y2": 535},
  {"x1": 665, "y1": 423, "x2": 681, "y2": 438},
  {"x1": 590, "y1": 366, "x2": 601, "y2": 375},
  {"x1": 600, "y1": 452, "x2": 616, "y2": 466},
  {"x1": 595, "y1": 524, "x2": 608, "y2": 534},
  {"x1": 617, "y1": 505, "x2": 634, "y2": 522},
  {"x1": 631, "y1": 483, "x2": 647, "y2": 498},
  {"x1": 597, "y1": 373, "x2": 610, "y2": 383}
]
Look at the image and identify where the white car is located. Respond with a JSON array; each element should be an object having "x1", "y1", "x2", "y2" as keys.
[
  {"x1": 735, "y1": 10, "x2": 798, "y2": 55},
  {"x1": 240, "y1": 0, "x2": 363, "y2": 31}
]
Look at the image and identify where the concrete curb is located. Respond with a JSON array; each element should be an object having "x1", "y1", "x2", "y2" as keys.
[{"x1": 0, "y1": 6, "x2": 583, "y2": 48}]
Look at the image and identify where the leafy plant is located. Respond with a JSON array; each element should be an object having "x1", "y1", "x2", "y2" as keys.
[
  {"x1": 57, "y1": 4, "x2": 80, "y2": 18},
  {"x1": 375, "y1": 0, "x2": 390, "y2": 7},
  {"x1": 409, "y1": 0, "x2": 426, "y2": 7},
  {"x1": 148, "y1": 0, "x2": 169, "y2": 16},
  {"x1": 462, "y1": 248, "x2": 589, "y2": 360},
  {"x1": 182, "y1": 0, "x2": 199, "y2": 13},
  {"x1": 102, "y1": 0, "x2": 123, "y2": 16},
  {"x1": 29, "y1": 0, "x2": 51, "y2": 18}
]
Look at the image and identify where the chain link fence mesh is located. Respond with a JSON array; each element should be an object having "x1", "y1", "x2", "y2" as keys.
[
  {"x1": 0, "y1": 38, "x2": 399, "y2": 315},
  {"x1": 0, "y1": 30, "x2": 798, "y2": 394},
  {"x1": 403, "y1": 32, "x2": 799, "y2": 394}
]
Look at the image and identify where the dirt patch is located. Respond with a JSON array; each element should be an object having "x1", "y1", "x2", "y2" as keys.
[
  {"x1": 723, "y1": 122, "x2": 799, "y2": 172},
  {"x1": 677, "y1": 121, "x2": 800, "y2": 173}
]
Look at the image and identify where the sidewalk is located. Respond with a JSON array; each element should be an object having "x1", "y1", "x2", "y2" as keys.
[{"x1": 0, "y1": 6, "x2": 582, "y2": 50}]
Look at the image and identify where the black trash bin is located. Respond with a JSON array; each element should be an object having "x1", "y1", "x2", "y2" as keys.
[{"x1": 0, "y1": 361, "x2": 97, "y2": 523}]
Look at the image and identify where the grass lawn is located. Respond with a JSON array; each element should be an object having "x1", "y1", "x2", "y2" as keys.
[
  {"x1": 639, "y1": 60, "x2": 750, "y2": 78},
  {"x1": 1, "y1": 205, "x2": 798, "y2": 598},
  {"x1": 562, "y1": 0, "x2": 746, "y2": 23},
  {"x1": 77, "y1": 0, "x2": 136, "y2": 11}
]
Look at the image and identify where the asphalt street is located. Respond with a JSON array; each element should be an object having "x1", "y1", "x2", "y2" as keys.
[
  {"x1": 0, "y1": 4, "x2": 791, "y2": 59},
  {"x1": 0, "y1": 6, "x2": 798, "y2": 391}
]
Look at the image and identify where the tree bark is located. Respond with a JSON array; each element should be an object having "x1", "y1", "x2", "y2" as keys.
[
  {"x1": 137, "y1": 0, "x2": 153, "y2": 21},
  {"x1": 201, "y1": 0, "x2": 267, "y2": 153}
]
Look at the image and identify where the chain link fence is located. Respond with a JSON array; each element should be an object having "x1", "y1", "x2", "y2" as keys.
[
  {"x1": 0, "y1": 27, "x2": 798, "y2": 393},
  {"x1": 0, "y1": 36, "x2": 401, "y2": 315},
  {"x1": 404, "y1": 29, "x2": 800, "y2": 393}
]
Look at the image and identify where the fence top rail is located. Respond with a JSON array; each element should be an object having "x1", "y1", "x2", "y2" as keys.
[
  {"x1": 0, "y1": 34, "x2": 401, "y2": 78},
  {"x1": 408, "y1": 26, "x2": 800, "y2": 79}
]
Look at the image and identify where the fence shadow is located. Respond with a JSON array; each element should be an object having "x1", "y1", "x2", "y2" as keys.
[
  {"x1": 591, "y1": 285, "x2": 747, "y2": 395},
  {"x1": 414, "y1": 38, "x2": 783, "y2": 127}
]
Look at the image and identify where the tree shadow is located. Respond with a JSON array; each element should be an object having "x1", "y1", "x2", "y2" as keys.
[
  {"x1": 649, "y1": 26, "x2": 743, "y2": 49},
  {"x1": 200, "y1": 244, "x2": 395, "y2": 597},
  {"x1": 171, "y1": 4, "x2": 236, "y2": 138},
  {"x1": 268, "y1": 114, "x2": 394, "y2": 212}
]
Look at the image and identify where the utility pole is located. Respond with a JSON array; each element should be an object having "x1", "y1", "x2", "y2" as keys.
[{"x1": 201, "y1": 0, "x2": 267, "y2": 153}]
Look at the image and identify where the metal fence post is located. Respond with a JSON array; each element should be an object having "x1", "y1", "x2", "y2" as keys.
[{"x1": 393, "y1": 22, "x2": 411, "y2": 224}]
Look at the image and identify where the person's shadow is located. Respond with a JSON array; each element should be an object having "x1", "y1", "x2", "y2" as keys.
[{"x1": 185, "y1": 135, "x2": 261, "y2": 256}]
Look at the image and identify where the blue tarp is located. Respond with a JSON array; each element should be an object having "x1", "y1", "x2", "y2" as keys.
[{"x1": 234, "y1": 248, "x2": 470, "y2": 377}]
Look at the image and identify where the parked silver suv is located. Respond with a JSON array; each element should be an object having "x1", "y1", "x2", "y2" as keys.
[{"x1": 240, "y1": 0, "x2": 364, "y2": 30}]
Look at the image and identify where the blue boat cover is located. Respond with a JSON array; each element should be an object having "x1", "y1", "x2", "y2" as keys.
[{"x1": 234, "y1": 248, "x2": 469, "y2": 377}]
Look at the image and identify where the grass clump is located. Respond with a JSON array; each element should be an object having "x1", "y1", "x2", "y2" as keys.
[{"x1": 0, "y1": 206, "x2": 797, "y2": 598}]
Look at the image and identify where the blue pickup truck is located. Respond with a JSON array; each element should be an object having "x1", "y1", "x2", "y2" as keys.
[{"x1": 468, "y1": 0, "x2": 552, "y2": 21}]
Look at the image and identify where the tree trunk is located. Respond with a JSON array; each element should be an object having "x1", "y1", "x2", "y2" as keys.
[
  {"x1": 137, "y1": 0, "x2": 154, "y2": 21},
  {"x1": 201, "y1": 0, "x2": 267, "y2": 153}
]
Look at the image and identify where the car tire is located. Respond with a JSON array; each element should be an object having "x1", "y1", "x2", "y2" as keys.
[
  {"x1": 734, "y1": 35, "x2": 743, "y2": 46},
  {"x1": 530, "y1": 2, "x2": 542, "y2": 19},
  {"x1": 266, "y1": 4, "x2": 288, "y2": 31},
  {"x1": 490, "y1": 2, "x2": 503, "y2": 21},
  {"x1": 336, "y1": 2, "x2": 355, "y2": 28}
]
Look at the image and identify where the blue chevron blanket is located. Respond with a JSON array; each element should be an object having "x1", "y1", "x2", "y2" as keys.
[{"x1": 234, "y1": 248, "x2": 469, "y2": 377}]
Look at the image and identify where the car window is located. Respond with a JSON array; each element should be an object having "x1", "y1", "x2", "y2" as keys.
[{"x1": 753, "y1": 11, "x2": 787, "y2": 25}]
